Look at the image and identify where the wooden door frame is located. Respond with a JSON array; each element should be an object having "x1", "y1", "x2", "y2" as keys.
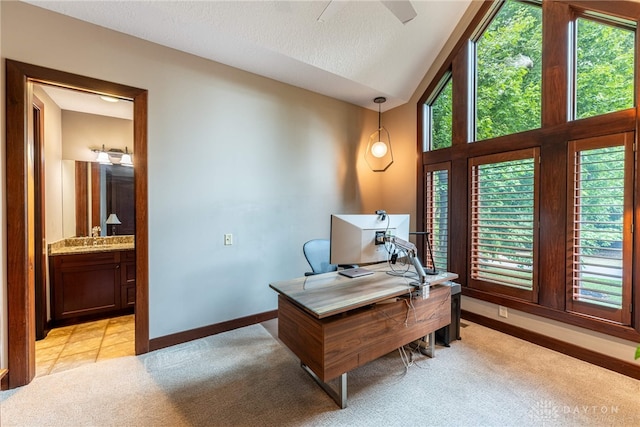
[
  {"x1": 4, "y1": 59, "x2": 149, "y2": 389},
  {"x1": 32, "y1": 94, "x2": 48, "y2": 341}
]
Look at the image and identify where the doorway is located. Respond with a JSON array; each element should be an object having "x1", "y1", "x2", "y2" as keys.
[
  {"x1": 5, "y1": 59, "x2": 149, "y2": 389},
  {"x1": 33, "y1": 82, "x2": 136, "y2": 375}
]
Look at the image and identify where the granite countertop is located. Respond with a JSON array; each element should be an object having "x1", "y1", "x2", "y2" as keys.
[{"x1": 49, "y1": 236, "x2": 135, "y2": 256}]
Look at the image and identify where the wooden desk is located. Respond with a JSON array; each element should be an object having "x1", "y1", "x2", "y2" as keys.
[{"x1": 270, "y1": 264, "x2": 457, "y2": 407}]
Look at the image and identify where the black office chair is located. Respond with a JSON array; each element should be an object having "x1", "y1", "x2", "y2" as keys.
[{"x1": 303, "y1": 239, "x2": 337, "y2": 276}]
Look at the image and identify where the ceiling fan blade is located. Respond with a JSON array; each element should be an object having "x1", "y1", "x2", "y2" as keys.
[
  {"x1": 381, "y1": 1, "x2": 417, "y2": 24},
  {"x1": 317, "y1": 1, "x2": 346, "y2": 22}
]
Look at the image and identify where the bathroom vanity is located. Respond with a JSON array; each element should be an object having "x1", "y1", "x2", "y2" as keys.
[{"x1": 48, "y1": 236, "x2": 135, "y2": 326}]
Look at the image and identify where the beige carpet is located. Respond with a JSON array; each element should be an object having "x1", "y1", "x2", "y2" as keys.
[{"x1": 1, "y1": 321, "x2": 639, "y2": 426}]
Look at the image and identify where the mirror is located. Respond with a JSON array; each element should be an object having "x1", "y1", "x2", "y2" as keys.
[
  {"x1": 104, "y1": 164, "x2": 135, "y2": 235},
  {"x1": 62, "y1": 160, "x2": 134, "y2": 237}
]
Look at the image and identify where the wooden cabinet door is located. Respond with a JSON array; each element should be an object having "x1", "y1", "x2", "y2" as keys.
[
  {"x1": 49, "y1": 250, "x2": 137, "y2": 325},
  {"x1": 52, "y1": 261, "x2": 121, "y2": 321}
]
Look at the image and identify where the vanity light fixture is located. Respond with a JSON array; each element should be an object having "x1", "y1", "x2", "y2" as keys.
[
  {"x1": 105, "y1": 213, "x2": 121, "y2": 236},
  {"x1": 364, "y1": 97, "x2": 393, "y2": 172},
  {"x1": 95, "y1": 144, "x2": 112, "y2": 165},
  {"x1": 91, "y1": 145, "x2": 134, "y2": 167},
  {"x1": 120, "y1": 147, "x2": 133, "y2": 167}
]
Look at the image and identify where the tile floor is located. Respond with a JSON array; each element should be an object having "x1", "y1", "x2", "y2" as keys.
[{"x1": 35, "y1": 314, "x2": 135, "y2": 377}]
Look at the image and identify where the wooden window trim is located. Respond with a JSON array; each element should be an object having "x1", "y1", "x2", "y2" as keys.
[
  {"x1": 417, "y1": 0, "x2": 640, "y2": 342},
  {"x1": 473, "y1": 0, "x2": 543, "y2": 142},
  {"x1": 569, "y1": 11, "x2": 637, "y2": 121},
  {"x1": 468, "y1": 147, "x2": 540, "y2": 302},
  {"x1": 424, "y1": 163, "x2": 451, "y2": 271},
  {"x1": 423, "y1": 73, "x2": 453, "y2": 152},
  {"x1": 566, "y1": 132, "x2": 634, "y2": 325}
]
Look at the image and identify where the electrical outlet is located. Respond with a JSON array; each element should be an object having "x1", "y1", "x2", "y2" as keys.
[
  {"x1": 498, "y1": 305, "x2": 508, "y2": 318},
  {"x1": 224, "y1": 234, "x2": 233, "y2": 245}
]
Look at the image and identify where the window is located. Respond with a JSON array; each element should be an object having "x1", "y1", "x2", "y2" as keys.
[
  {"x1": 475, "y1": 0, "x2": 542, "y2": 141},
  {"x1": 567, "y1": 133, "x2": 633, "y2": 324},
  {"x1": 470, "y1": 149, "x2": 539, "y2": 301},
  {"x1": 574, "y1": 15, "x2": 635, "y2": 120},
  {"x1": 424, "y1": 76, "x2": 453, "y2": 151},
  {"x1": 418, "y1": 0, "x2": 640, "y2": 341},
  {"x1": 424, "y1": 165, "x2": 450, "y2": 271}
]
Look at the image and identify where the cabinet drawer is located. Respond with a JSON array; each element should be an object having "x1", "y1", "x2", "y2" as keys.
[{"x1": 53, "y1": 251, "x2": 118, "y2": 268}]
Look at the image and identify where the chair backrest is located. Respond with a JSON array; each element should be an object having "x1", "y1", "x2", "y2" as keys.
[{"x1": 303, "y1": 239, "x2": 337, "y2": 275}]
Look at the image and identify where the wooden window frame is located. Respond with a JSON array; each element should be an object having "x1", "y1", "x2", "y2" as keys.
[
  {"x1": 570, "y1": 11, "x2": 637, "y2": 121},
  {"x1": 472, "y1": 0, "x2": 543, "y2": 142},
  {"x1": 566, "y1": 132, "x2": 634, "y2": 325},
  {"x1": 468, "y1": 148, "x2": 540, "y2": 302},
  {"x1": 417, "y1": 0, "x2": 640, "y2": 343},
  {"x1": 423, "y1": 73, "x2": 453, "y2": 152},
  {"x1": 424, "y1": 163, "x2": 451, "y2": 272}
]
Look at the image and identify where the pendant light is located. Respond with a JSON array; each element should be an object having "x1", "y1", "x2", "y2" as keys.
[{"x1": 365, "y1": 97, "x2": 393, "y2": 172}]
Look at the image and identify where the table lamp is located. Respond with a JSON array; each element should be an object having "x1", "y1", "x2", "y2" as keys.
[{"x1": 105, "y1": 213, "x2": 121, "y2": 236}]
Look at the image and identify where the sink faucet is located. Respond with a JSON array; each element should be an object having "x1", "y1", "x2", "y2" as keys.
[{"x1": 91, "y1": 226, "x2": 101, "y2": 238}]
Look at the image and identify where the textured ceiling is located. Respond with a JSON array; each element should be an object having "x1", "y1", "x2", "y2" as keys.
[{"x1": 25, "y1": 0, "x2": 471, "y2": 112}]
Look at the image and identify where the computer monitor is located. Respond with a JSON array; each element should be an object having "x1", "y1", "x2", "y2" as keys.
[{"x1": 330, "y1": 213, "x2": 410, "y2": 265}]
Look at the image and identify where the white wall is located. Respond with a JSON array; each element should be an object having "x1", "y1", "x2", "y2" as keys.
[
  {"x1": 33, "y1": 85, "x2": 64, "y2": 244},
  {"x1": 0, "y1": 0, "x2": 379, "y2": 359},
  {"x1": 61, "y1": 160, "x2": 76, "y2": 239},
  {"x1": 32, "y1": 85, "x2": 64, "y2": 322}
]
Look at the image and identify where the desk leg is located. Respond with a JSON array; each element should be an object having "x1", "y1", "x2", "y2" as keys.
[
  {"x1": 419, "y1": 332, "x2": 436, "y2": 358},
  {"x1": 301, "y1": 363, "x2": 347, "y2": 409}
]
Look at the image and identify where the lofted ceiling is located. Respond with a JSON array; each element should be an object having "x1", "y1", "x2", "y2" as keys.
[{"x1": 24, "y1": 0, "x2": 471, "y2": 112}]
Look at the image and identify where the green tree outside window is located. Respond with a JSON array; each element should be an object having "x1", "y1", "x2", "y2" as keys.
[
  {"x1": 431, "y1": 78, "x2": 452, "y2": 150},
  {"x1": 475, "y1": 0, "x2": 542, "y2": 141},
  {"x1": 576, "y1": 18, "x2": 635, "y2": 119}
]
